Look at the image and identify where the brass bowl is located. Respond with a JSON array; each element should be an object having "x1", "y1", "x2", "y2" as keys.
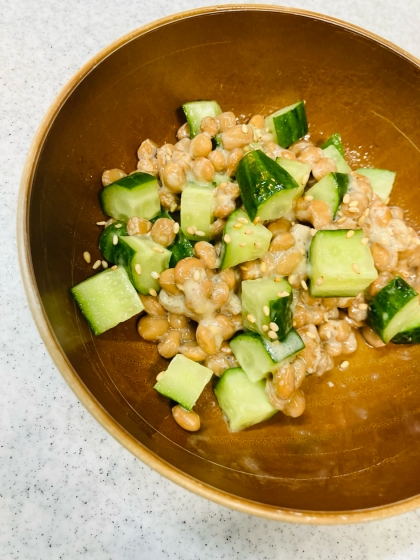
[{"x1": 18, "y1": 5, "x2": 420, "y2": 523}]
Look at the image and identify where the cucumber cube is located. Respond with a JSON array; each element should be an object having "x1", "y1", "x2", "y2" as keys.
[
  {"x1": 182, "y1": 100, "x2": 222, "y2": 138},
  {"x1": 99, "y1": 172, "x2": 160, "y2": 222},
  {"x1": 309, "y1": 229, "x2": 378, "y2": 297},
  {"x1": 265, "y1": 100, "x2": 308, "y2": 148},
  {"x1": 322, "y1": 145, "x2": 351, "y2": 173},
  {"x1": 321, "y1": 133, "x2": 344, "y2": 156},
  {"x1": 154, "y1": 354, "x2": 213, "y2": 410},
  {"x1": 242, "y1": 277, "x2": 293, "y2": 340},
  {"x1": 117, "y1": 235, "x2": 171, "y2": 295},
  {"x1": 220, "y1": 209, "x2": 272, "y2": 269},
  {"x1": 356, "y1": 168, "x2": 396, "y2": 203},
  {"x1": 230, "y1": 329, "x2": 305, "y2": 383},
  {"x1": 276, "y1": 157, "x2": 311, "y2": 189},
  {"x1": 305, "y1": 172, "x2": 350, "y2": 218},
  {"x1": 236, "y1": 150, "x2": 301, "y2": 221},
  {"x1": 99, "y1": 221, "x2": 127, "y2": 263},
  {"x1": 368, "y1": 276, "x2": 420, "y2": 343},
  {"x1": 71, "y1": 267, "x2": 144, "y2": 336},
  {"x1": 214, "y1": 368, "x2": 277, "y2": 432},
  {"x1": 180, "y1": 183, "x2": 215, "y2": 241}
]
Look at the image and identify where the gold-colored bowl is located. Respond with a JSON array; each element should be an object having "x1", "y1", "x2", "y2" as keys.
[{"x1": 18, "y1": 5, "x2": 420, "y2": 524}]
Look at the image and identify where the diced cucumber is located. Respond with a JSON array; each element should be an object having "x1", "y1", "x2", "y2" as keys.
[
  {"x1": 322, "y1": 145, "x2": 351, "y2": 173},
  {"x1": 169, "y1": 228, "x2": 195, "y2": 268},
  {"x1": 219, "y1": 209, "x2": 272, "y2": 270},
  {"x1": 154, "y1": 354, "x2": 213, "y2": 410},
  {"x1": 265, "y1": 100, "x2": 308, "y2": 148},
  {"x1": 117, "y1": 235, "x2": 171, "y2": 295},
  {"x1": 230, "y1": 329, "x2": 305, "y2": 383},
  {"x1": 99, "y1": 172, "x2": 160, "y2": 222},
  {"x1": 276, "y1": 157, "x2": 311, "y2": 189},
  {"x1": 309, "y1": 229, "x2": 378, "y2": 297},
  {"x1": 182, "y1": 100, "x2": 222, "y2": 138},
  {"x1": 236, "y1": 150, "x2": 301, "y2": 221},
  {"x1": 180, "y1": 182, "x2": 214, "y2": 241},
  {"x1": 214, "y1": 368, "x2": 277, "y2": 432},
  {"x1": 71, "y1": 267, "x2": 144, "y2": 336},
  {"x1": 321, "y1": 133, "x2": 344, "y2": 156},
  {"x1": 356, "y1": 168, "x2": 396, "y2": 203},
  {"x1": 392, "y1": 306, "x2": 420, "y2": 344},
  {"x1": 242, "y1": 277, "x2": 293, "y2": 340},
  {"x1": 305, "y1": 172, "x2": 350, "y2": 218},
  {"x1": 367, "y1": 276, "x2": 420, "y2": 343},
  {"x1": 99, "y1": 221, "x2": 127, "y2": 263}
]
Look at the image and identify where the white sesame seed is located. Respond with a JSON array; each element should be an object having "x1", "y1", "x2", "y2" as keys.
[
  {"x1": 233, "y1": 222, "x2": 243, "y2": 229},
  {"x1": 358, "y1": 303, "x2": 368, "y2": 310},
  {"x1": 358, "y1": 216, "x2": 366, "y2": 226},
  {"x1": 242, "y1": 124, "x2": 248, "y2": 133},
  {"x1": 151, "y1": 271, "x2": 160, "y2": 280},
  {"x1": 224, "y1": 234, "x2": 231, "y2": 244},
  {"x1": 149, "y1": 288, "x2": 157, "y2": 297},
  {"x1": 112, "y1": 235, "x2": 118, "y2": 245},
  {"x1": 96, "y1": 221, "x2": 107, "y2": 226},
  {"x1": 247, "y1": 314, "x2": 256, "y2": 323},
  {"x1": 238, "y1": 217, "x2": 248, "y2": 224},
  {"x1": 262, "y1": 325, "x2": 269, "y2": 332},
  {"x1": 361, "y1": 237, "x2": 369, "y2": 245},
  {"x1": 245, "y1": 228, "x2": 253, "y2": 235},
  {"x1": 193, "y1": 270, "x2": 200, "y2": 282},
  {"x1": 349, "y1": 200, "x2": 359, "y2": 207},
  {"x1": 111, "y1": 265, "x2": 118, "y2": 270},
  {"x1": 268, "y1": 330, "x2": 278, "y2": 339},
  {"x1": 115, "y1": 223, "x2": 123, "y2": 228},
  {"x1": 352, "y1": 263, "x2": 360, "y2": 274},
  {"x1": 221, "y1": 346, "x2": 232, "y2": 354},
  {"x1": 277, "y1": 291, "x2": 289, "y2": 297},
  {"x1": 263, "y1": 305, "x2": 270, "y2": 316},
  {"x1": 260, "y1": 262, "x2": 267, "y2": 273},
  {"x1": 170, "y1": 203, "x2": 178, "y2": 212},
  {"x1": 301, "y1": 280, "x2": 308, "y2": 291},
  {"x1": 364, "y1": 208, "x2": 370, "y2": 216},
  {"x1": 239, "y1": 242, "x2": 246, "y2": 247},
  {"x1": 340, "y1": 360, "x2": 349, "y2": 370},
  {"x1": 326, "y1": 331, "x2": 331, "y2": 339},
  {"x1": 156, "y1": 371, "x2": 165, "y2": 381},
  {"x1": 269, "y1": 322, "x2": 279, "y2": 332},
  {"x1": 254, "y1": 241, "x2": 261, "y2": 249},
  {"x1": 102, "y1": 261, "x2": 108, "y2": 269},
  {"x1": 135, "y1": 264, "x2": 142, "y2": 275},
  {"x1": 304, "y1": 195, "x2": 313, "y2": 202},
  {"x1": 92, "y1": 260, "x2": 101, "y2": 269},
  {"x1": 83, "y1": 251, "x2": 91, "y2": 263},
  {"x1": 327, "y1": 381, "x2": 334, "y2": 387},
  {"x1": 346, "y1": 230, "x2": 355, "y2": 238},
  {"x1": 173, "y1": 222, "x2": 180, "y2": 234},
  {"x1": 153, "y1": 246, "x2": 164, "y2": 253},
  {"x1": 186, "y1": 226, "x2": 195, "y2": 235},
  {"x1": 316, "y1": 276, "x2": 324, "y2": 286},
  {"x1": 254, "y1": 217, "x2": 261, "y2": 224},
  {"x1": 195, "y1": 230, "x2": 206, "y2": 237},
  {"x1": 348, "y1": 207, "x2": 359, "y2": 213},
  {"x1": 288, "y1": 274, "x2": 296, "y2": 285},
  {"x1": 337, "y1": 216, "x2": 347, "y2": 224},
  {"x1": 343, "y1": 194, "x2": 350, "y2": 204},
  {"x1": 306, "y1": 331, "x2": 317, "y2": 339}
]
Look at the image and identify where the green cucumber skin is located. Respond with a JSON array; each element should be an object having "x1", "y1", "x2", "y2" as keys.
[
  {"x1": 99, "y1": 221, "x2": 127, "y2": 263},
  {"x1": 169, "y1": 229, "x2": 195, "y2": 267},
  {"x1": 368, "y1": 276, "x2": 418, "y2": 342},
  {"x1": 392, "y1": 327, "x2": 420, "y2": 344},
  {"x1": 99, "y1": 172, "x2": 160, "y2": 222},
  {"x1": 321, "y1": 133, "x2": 344, "y2": 156},
  {"x1": 236, "y1": 150, "x2": 299, "y2": 221},
  {"x1": 269, "y1": 293, "x2": 293, "y2": 341},
  {"x1": 306, "y1": 172, "x2": 349, "y2": 218},
  {"x1": 268, "y1": 101, "x2": 308, "y2": 148}
]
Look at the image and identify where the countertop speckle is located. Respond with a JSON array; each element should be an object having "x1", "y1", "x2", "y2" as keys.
[{"x1": 2, "y1": 1, "x2": 420, "y2": 558}]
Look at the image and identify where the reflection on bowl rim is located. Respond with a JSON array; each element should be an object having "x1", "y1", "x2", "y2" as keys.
[{"x1": 17, "y1": 4, "x2": 420, "y2": 524}]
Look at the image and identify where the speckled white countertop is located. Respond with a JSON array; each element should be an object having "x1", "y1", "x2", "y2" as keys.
[{"x1": 2, "y1": 0, "x2": 420, "y2": 558}]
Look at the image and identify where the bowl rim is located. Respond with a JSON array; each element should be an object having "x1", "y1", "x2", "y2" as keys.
[{"x1": 17, "y1": 3, "x2": 420, "y2": 525}]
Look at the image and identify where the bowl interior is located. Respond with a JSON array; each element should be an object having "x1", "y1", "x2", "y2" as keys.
[{"x1": 26, "y1": 7, "x2": 420, "y2": 517}]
